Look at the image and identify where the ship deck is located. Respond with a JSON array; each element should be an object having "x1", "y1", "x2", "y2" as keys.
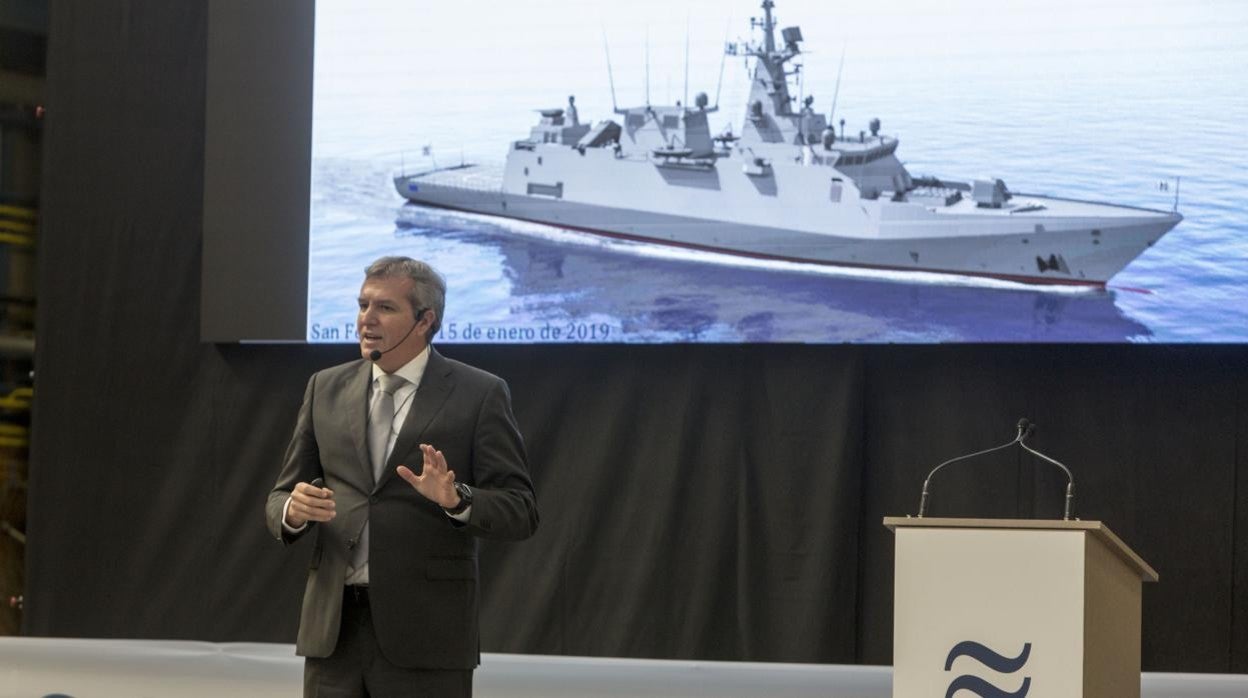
[
  {"x1": 400, "y1": 162, "x2": 505, "y2": 192},
  {"x1": 397, "y1": 160, "x2": 1177, "y2": 225},
  {"x1": 931, "y1": 193, "x2": 1178, "y2": 220}
]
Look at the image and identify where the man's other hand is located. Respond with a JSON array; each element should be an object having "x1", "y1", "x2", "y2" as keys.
[
  {"x1": 286, "y1": 480, "x2": 336, "y2": 528},
  {"x1": 396, "y1": 444, "x2": 460, "y2": 509}
]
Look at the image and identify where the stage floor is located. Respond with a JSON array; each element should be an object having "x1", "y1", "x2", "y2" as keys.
[{"x1": 1, "y1": 637, "x2": 1245, "y2": 697}]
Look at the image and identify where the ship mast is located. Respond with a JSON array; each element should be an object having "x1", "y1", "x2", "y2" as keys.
[
  {"x1": 745, "y1": 0, "x2": 798, "y2": 118},
  {"x1": 760, "y1": 0, "x2": 775, "y2": 54}
]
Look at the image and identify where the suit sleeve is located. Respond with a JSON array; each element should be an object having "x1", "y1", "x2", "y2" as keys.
[
  {"x1": 460, "y1": 377, "x2": 539, "y2": 541},
  {"x1": 265, "y1": 373, "x2": 322, "y2": 544}
]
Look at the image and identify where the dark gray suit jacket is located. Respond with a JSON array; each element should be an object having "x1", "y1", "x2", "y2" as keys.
[{"x1": 265, "y1": 348, "x2": 539, "y2": 669}]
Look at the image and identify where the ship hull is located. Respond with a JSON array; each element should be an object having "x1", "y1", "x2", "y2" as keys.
[{"x1": 394, "y1": 165, "x2": 1178, "y2": 286}]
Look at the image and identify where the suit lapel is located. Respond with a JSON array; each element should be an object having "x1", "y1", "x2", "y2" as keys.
[
  {"x1": 348, "y1": 361, "x2": 374, "y2": 487},
  {"x1": 375, "y1": 348, "x2": 455, "y2": 492}
]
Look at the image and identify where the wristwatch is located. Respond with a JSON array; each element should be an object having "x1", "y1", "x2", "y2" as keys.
[{"x1": 445, "y1": 482, "x2": 473, "y2": 515}]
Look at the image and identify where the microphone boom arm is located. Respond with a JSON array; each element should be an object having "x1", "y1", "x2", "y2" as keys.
[
  {"x1": 918, "y1": 428, "x2": 1025, "y2": 518},
  {"x1": 1019, "y1": 440, "x2": 1076, "y2": 520},
  {"x1": 916, "y1": 418, "x2": 1076, "y2": 520}
]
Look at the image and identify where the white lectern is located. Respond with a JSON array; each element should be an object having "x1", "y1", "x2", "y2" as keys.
[{"x1": 885, "y1": 517, "x2": 1157, "y2": 698}]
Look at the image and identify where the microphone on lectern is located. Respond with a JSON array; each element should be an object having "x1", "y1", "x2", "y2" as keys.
[
  {"x1": 1018, "y1": 420, "x2": 1077, "y2": 521},
  {"x1": 1019, "y1": 417, "x2": 1036, "y2": 441},
  {"x1": 917, "y1": 420, "x2": 1028, "y2": 518},
  {"x1": 915, "y1": 417, "x2": 1076, "y2": 520}
]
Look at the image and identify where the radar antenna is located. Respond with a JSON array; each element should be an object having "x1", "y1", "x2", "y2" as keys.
[
  {"x1": 713, "y1": 16, "x2": 731, "y2": 109},
  {"x1": 602, "y1": 28, "x2": 619, "y2": 113},
  {"x1": 828, "y1": 42, "x2": 846, "y2": 135},
  {"x1": 683, "y1": 17, "x2": 690, "y2": 108},
  {"x1": 645, "y1": 27, "x2": 651, "y2": 107}
]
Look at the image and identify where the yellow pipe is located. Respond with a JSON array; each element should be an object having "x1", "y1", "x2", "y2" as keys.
[
  {"x1": 0, "y1": 204, "x2": 36, "y2": 221},
  {"x1": 0, "y1": 232, "x2": 33, "y2": 247},
  {"x1": 0, "y1": 387, "x2": 32, "y2": 411},
  {"x1": 0, "y1": 219, "x2": 35, "y2": 234}
]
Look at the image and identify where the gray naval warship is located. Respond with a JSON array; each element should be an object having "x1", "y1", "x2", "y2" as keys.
[{"x1": 394, "y1": 0, "x2": 1181, "y2": 286}]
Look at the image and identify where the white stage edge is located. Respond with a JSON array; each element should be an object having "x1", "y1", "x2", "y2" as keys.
[{"x1": 1, "y1": 637, "x2": 1245, "y2": 697}]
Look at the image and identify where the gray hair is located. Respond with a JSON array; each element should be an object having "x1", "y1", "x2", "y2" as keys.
[{"x1": 364, "y1": 256, "x2": 446, "y2": 337}]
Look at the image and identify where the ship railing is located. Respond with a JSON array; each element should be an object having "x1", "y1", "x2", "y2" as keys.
[
  {"x1": 409, "y1": 164, "x2": 505, "y2": 194},
  {"x1": 426, "y1": 178, "x2": 503, "y2": 194}
]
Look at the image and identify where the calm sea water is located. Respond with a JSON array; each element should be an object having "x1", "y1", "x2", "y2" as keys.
[{"x1": 308, "y1": 0, "x2": 1248, "y2": 343}]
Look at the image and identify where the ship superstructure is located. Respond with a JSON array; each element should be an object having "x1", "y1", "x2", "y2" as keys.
[{"x1": 394, "y1": 0, "x2": 1180, "y2": 285}]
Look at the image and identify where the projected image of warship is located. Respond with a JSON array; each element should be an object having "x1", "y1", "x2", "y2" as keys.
[{"x1": 394, "y1": 0, "x2": 1181, "y2": 286}]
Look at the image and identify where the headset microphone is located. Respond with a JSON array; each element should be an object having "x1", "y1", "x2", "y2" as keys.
[{"x1": 367, "y1": 309, "x2": 426, "y2": 362}]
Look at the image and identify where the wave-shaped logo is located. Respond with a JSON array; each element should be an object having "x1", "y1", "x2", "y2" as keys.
[{"x1": 944, "y1": 640, "x2": 1031, "y2": 698}]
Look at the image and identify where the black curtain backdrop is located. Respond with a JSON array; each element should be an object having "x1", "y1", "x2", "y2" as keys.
[{"x1": 24, "y1": 1, "x2": 1248, "y2": 674}]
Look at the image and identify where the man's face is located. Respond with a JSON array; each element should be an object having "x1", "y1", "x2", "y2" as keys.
[{"x1": 357, "y1": 275, "x2": 428, "y2": 370}]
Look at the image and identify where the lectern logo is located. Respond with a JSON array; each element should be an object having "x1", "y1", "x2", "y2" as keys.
[{"x1": 943, "y1": 640, "x2": 1031, "y2": 698}]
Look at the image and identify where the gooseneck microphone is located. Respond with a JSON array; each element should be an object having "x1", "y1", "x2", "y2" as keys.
[
  {"x1": 917, "y1": 419, "x2": 1030, "y2": 518},
  {"x1": 367, "y1": 308, "x2": 427, "y2": 362},
  {"x1": 916, "y1": 418, "x2": 1076, "y2": 520},
  {"x1": 1018, "y1": 422, "x2": 1077, "y2": 521}
]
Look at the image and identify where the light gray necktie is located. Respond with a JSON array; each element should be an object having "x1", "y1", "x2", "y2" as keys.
[
  {"x1": 368, "y1": 373, "x2": 407, "y2": 481},
  {"x1": 353, "y1": 373, "x2": 407, "y2": 576}
]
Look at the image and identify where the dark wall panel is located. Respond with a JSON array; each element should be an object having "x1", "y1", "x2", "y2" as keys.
[
  {"x1": 470, "y1": 345, "x2": 867, "y2": 661},
  {"x1": 28, "y1": 0, "x2": 213, "y2": 638},
  {"x1": 201, "y1": 0, "x2": 312, "y2": 342},
  {"x1": 1232, "y1": 369, "x2": 1248, "y2": 673}
]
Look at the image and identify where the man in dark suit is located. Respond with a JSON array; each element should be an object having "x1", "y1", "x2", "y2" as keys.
[{"x1": 266, "y1": 256, "x2": 539, "y2": 697}]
